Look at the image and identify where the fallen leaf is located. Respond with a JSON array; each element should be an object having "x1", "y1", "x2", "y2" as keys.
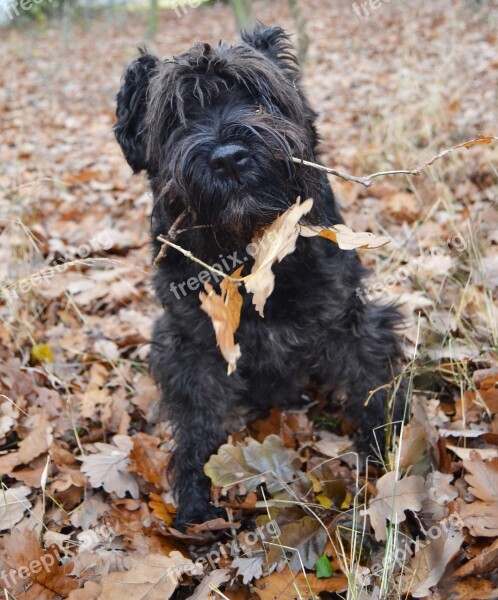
[
  {"x1": 385, "y1": 192, "x2": 420, "y2": 223},
  {"x1": 438, "y1": 426, "x2": 489, "y2": 438},
  {"x1": 443, "y1": 576, "x2": 498, "y2": 599},
  {"x1": 473, "y1": 367, "x2": 498, "y2": 388},
  {"x1": 69, "y1": 493, "x2": 109, "y2": 530},
  {"x1": 265, "y1": 516, "x2": 327, "y2": 571},
  {"x1": 399, "y1": 526, "x2": 464, "y2": 598},
  {"x1": 463, "y1": 452, "x2": 498, "y2": 501},
  {"x1": 0, "y1": 485, "x2": 32, "y2": 531},
  {"x1": 446, "y1": 445, "x2": 498, "y2": 461},
  {"x1": 99, "y1": 551, "x2": 202, "y2": 600},
  {"x1": 398, "y1": 421, "x2": 428, "y2": 469},
  {"x1": 80, "y1": 435, "x2": 139, "y2": 499},
  {"x1": 149, "y1": 492, "x2": 175, "y2": 526},
  {"x1": 129, "y1": 432, "x2": 170, "y2": 490},
  {"x1": 0, "y1": 414, "x2": 54, "y2": 474},
  {"x1": 248, "y1": 409, "x2": 313, "y2": 448},
  {"x1": 452, "y1": 537, "x2": 498, "y2": 578},
  {"x1": 254, "y1": 568, "x2": 348, "y2": 600},
  {"x1": 0, "y1": 398, "x2": 19, "y2": 440},
  {"x1": 67, "y1": 581, "x2": 103, "y2": 600},
  {"x1": 364, "y1": 472, "x2": 426, "y2": 541},
  {"x1": 186, "y1": 568, "x2": 231, "y2": 600},
  {"x1": 185, "y1": 518, "x2": 238, "y2": 534},
  {"x1": 205, "y1": 435, "x2": 298, "y2": 495},
  {"x1": 70, "y1": 549, "x2": 131, "y2": 580},
  {"x1": 429, "y1": 471, "x2": 457, "y2": 503},
  {"x1": 454, "y1": 499, "x2": 498, "y2": 537},
  {"x1": 232, "y1": 555, "x2": 265, "y2": 584},
  {"x1": 0, "y1": 528, "x2": 78, "y2": 599},
  {"x1": 79, "y1": 388, "x2": 111, "y2": 420},
  {"x1": 313, "y1": 431, "x2": 353, "y2": 458}
]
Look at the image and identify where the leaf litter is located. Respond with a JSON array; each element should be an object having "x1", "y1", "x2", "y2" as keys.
[{"x1": 1, "y1": 1, "x2": 498, "y2": 598}]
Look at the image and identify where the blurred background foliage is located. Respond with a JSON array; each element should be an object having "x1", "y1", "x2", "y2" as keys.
[{"x1": 1, "y1": 0, "x2": 309, "y2": 61}]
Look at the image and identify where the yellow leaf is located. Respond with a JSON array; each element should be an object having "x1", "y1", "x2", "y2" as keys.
[
  {"x1": 340, "y1": 491, "x2": 352, "y2": 510},
  {"x1": 317, "y1": 493, "x2": 332, "y2": 509},
  {"x1": 31, "y1": 343, "x2": 54, "y2": 363},
  {"x1": 306, "y1": 472, "x2": 323, "y2": 493},
  {"x1": 149, "y1": 492, "x2": 175, "y2": 526}
]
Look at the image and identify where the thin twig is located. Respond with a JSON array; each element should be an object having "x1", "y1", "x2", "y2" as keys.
[
  {"x1": 367, "y1": 168, "x2": 420, "y2": 180},
  {"x1": 156, "y1": 236, "x2": 241, "y2": 282},
  {"x1": 292, "y1": 134, "x2": 497, "y2": 188},
  {"x1": 153, "y1": 210, "x2": 190, "y2": 267},
  {"x1": 153, "y1": 242, "x2": 169, "y2": 268},
  {"x1": 175, "y1": 224, "x2": 212, "y2": 236},
  {"x1": 415, "y1": 134, "x2": 498, "y2": 170},
  {"x1": 167, "y1": 209, "x2": 190, "y2": 240},
  {"x1": 291, "y1": 157, "x2": 374, "y2": 187}
]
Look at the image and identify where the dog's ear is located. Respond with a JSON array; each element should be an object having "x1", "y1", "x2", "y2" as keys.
[
  {"x1": 114, "y1": 50, "x2": 159, "y2": 174},
  {"x1": 241, "y1": 23, "x2": 299, "y2": 79}
]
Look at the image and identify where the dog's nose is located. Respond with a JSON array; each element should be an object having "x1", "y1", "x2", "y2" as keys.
[{"x1": 209, "y1": 144, "x2": 250, "y2": 179}]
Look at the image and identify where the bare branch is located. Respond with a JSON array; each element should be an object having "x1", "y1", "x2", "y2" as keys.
[
  {"x1": 415, "y1": 134, "x2": 498, "y2": 171},
  {"x1": 292, "y1": 134, "x2": 497, "y2": 187},
  {"x1": 153, "y1": 210, "x2": 190, "y2": 267},
  {"x1": 291, "y1": 157, "x2": 374, "y2": 187},
  {"x1": 156, "y1": 236, "x2": 241, "y2": 282}
]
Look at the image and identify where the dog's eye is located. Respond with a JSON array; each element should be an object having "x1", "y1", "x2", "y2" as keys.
[{"x1": 253, "y1": 105, "x2": 265, "y2": 114}]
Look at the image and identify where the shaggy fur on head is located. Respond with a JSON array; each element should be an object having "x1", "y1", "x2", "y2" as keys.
[{"x1": 115, "y1": 23, "x2": 405, "y2": 529}]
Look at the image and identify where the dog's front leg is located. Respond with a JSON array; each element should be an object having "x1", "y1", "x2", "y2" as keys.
[
  {"x1": 318, "y1": 301, "x2": 405, "y2": 458},
  {"x1": 150, "y1": 313, "x2": 245, "y2": 529}
]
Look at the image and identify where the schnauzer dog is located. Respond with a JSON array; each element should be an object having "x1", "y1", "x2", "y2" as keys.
[{"x1": 115, "y1": 24, "x2": 404, "y2": 529}]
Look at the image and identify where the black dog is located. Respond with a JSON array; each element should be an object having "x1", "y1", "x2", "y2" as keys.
[{"x1": 115, "y1": 24, "x2": 404, "y2": 529}]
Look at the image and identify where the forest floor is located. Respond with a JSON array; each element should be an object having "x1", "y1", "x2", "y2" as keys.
[{"x1": 1, "y1": 1, "x2": 498, "y2": 599}]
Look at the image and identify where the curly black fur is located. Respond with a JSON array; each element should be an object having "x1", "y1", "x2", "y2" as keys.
[{"x1": 115, "y1": 23, "x2": 405, "y2": 529}]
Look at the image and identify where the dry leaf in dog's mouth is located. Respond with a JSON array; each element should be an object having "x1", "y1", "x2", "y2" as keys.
[
  {"x1": 199, "y1": 266, "x2": 243, "y2": 375},
  {"x1": 299, "y1": 223, "x2": 391, "y2": 250},
  {"x1": 245, "y1": 198, "x2": 390, "y2": 316},
  {"x1": 244, "y1": 197, "x2": 314, "y2": 317}
]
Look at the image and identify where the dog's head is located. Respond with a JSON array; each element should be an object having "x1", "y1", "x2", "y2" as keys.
[{"x1": 115, "y1": 24, "x2": 323, "y2": 240}]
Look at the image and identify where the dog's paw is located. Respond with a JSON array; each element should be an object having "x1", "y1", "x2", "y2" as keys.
[{"x1": 173, "y1": 504, "x2": 226, "y2": 531}]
